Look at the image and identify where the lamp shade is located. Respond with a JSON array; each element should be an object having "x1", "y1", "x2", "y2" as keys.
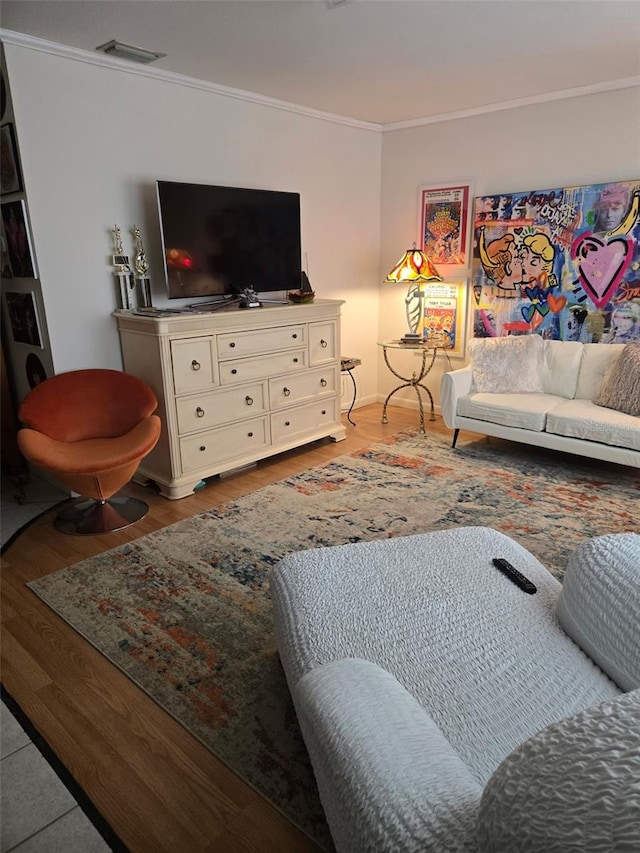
[{"x1": 385, "y1": 247, "x2": 442, "y2": 284}]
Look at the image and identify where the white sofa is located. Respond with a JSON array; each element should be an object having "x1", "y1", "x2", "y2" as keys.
[
  {"x1": 271, "y1": 527, "x2": 640, "y2": 853},
  {"x1": 440, "y1": 338, "x2": 640, "y2": 468}
]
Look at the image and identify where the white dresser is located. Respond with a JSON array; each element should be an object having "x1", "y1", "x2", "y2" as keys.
[{"x1": 115, "y1": 299, "x2": 346, "y2": 498}]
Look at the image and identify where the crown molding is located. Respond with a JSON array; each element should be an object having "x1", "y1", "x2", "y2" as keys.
[
  {"x1": 2, "y1": 29, "x2": 638, "y2": 134},
  {"x1": 0, "y1": 29, "x2": 381, "y2": 132},
  {"x1": 382, "y1": 77, "x2": 640, "y2": 132}
]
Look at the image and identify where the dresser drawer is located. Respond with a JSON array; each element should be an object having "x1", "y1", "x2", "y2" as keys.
[
  {"x1": 175, "y1": 382, "x2": 266, "y2": 434},
  {"x1": 309, "y1": 321, "x2": 337, "y2": 365},
  {"x1": 269, "y1": 365, "x2": 337, "y2": 410},
  {"x1": 271, "y1": 398, "x2": 339, "y2": 444},
  {"x1": 180, "y1": 417, "x2": 269, "y2": 474},
  {"x1": 171, "y1": 338, "x2": 216, "y2": 394},
  {"x1": 217, "y1": 325, "x2": 306, "y2": 359},
  {"x1": 219, "y1": 349, "x2": 307, "y2": 385}
]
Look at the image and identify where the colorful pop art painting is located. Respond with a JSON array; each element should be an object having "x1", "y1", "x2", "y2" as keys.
[{"x1": 471, "y1": 179, "x2": 640, "y2": 344}]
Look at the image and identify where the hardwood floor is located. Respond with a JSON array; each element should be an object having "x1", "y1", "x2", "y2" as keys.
[{"x1": 1, "y1": 403, "x2": 435, "y2": 853}]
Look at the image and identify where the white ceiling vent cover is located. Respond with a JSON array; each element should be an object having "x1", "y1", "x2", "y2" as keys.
[{"x1": 95, "y1": 40, "x2": 166, "y2": 64}]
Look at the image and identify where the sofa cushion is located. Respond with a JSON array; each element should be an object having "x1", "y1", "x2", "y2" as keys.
[
  {"x1": 468, "y1": 335, "x2": 545, "y2": 393},
  {"x1": 541, "y1": 339, "x2": 583, "y2": 398},
  {"x1": 594, "y1": 342, "x2": 640, "y2": 417},
  {"x1": 556, "y1": 533, "x2": 640, "y2": 691},
  {"x1": 457, "y1": 392, "x2": 563, "y2": 431},
  {"x1": 574, "y1": 343, "x2": 625, "y2": 400},
  {"x1": 545, "y1": 398, "x2": 640, "y2": 451},
  {"x1": 477, "y1": 690, "x2": 640, "y2": 853}
]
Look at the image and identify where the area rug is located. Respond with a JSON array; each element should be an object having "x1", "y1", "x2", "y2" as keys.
[{"x1": 28, "y1": 431, "x2": 639, "y2": 850}]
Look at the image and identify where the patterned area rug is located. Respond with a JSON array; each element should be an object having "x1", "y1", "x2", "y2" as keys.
[{"x1": 28, "y1": 431, "x2": 639, "y2": 850}]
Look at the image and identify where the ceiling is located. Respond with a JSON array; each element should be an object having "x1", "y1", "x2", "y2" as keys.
[{"x1": 2, "y1": 0, "x2": 639, "y2": 125}]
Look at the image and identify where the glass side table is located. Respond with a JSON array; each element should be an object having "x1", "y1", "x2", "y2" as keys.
[{"x1": 378, "y1": 340, "x2": 450, "y2": 434}]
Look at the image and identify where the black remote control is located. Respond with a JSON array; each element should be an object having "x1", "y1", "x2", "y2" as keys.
[{"x1": 492, "y1": 558, "x2": 537, "y2": 594}]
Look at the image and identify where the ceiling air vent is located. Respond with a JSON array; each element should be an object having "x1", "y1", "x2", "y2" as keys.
[{"x1": 95, "y1": 40, "x2": 166, "y2": 64}]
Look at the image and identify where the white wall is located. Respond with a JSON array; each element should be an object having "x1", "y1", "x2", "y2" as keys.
[
  {"x1": 4, "y1": 43, "x2": 382, "y2": 406},
  {"x1": 380, "y1": 86, "x2": 640, "y2": 413}
]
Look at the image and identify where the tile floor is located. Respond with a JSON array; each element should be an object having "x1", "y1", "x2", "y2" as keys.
[
  {"x1": 1, "y1": 471, "x2": 68, "y2": 549},
  {"x1": 1, "y1": 473, "x2": 115, "y2": 852}
]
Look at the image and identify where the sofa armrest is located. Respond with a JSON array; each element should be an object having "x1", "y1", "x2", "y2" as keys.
[
  {"x1": 440, "y1": 367, "x2": 473, "y2": 429},
  {"x1": 293, "y1": 657, "x2": 482, "y2": 853},
  {"x1": 478, "y1": 690, "x2": 640, "y2": 853},
  {"x1": 556, "y1": 533, "x2": 640, "y2": 691}
]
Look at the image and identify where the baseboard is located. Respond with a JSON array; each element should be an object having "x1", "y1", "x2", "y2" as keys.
[
  {"x1": 341, "y1": 392, "x2": 377, "y2": 413},
  {"x1": 375, "y1": 394, "x2": 442, "y2": 417}
]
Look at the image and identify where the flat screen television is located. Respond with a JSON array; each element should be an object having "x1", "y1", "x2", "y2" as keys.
[{"x1": 156, "y1": 180, "x2": 301, "y2": 302}]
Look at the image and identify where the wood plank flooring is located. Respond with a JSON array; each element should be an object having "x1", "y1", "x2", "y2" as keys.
[{"x1": 1, "y1": 404, "x2": 435, "y2": 853}]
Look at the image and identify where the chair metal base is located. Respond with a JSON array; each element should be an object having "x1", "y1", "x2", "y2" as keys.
[{"x1": 54, "y1": 496, "x2": 149, "y2": 535}]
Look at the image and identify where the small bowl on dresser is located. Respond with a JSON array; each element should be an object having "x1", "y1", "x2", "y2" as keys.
[{"x1": 288, "y1": 289, "x2": 315, "y2": 304}]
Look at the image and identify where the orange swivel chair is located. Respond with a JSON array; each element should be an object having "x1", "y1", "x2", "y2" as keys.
[{"x1": 17, "y1": 369, "x2": 162, "y2": 535}]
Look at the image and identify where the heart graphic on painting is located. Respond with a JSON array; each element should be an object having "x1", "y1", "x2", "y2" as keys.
[
  {"x1": 547, "y1": 293, "x2": 567, "y2": 313},
  {"x1": 525, "y1": 285, "x2": 541, "y2": 301},
  {"x1": 521, "y1": 303, "x2": 550, "y2": 323},
  {"x1": 572, "y1": 308, "x2": 588, "y2": 324},
  {"x1": 571, "y1": 232, "x2": 632, "y2": 309},
  {"x1": 521, "y1": 304, "x2": 536, "y2": 323}
]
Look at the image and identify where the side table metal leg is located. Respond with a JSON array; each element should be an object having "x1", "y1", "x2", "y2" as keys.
[
  {"x1": 416, "y1": 383, "x2": 436, "y2": 421},
  {"x1": 382, "y1": 383, "x2": 410, "y2": 425},
  {"x1": 414, "y1": 386, "x2": 426, "y2": 434},
  {"x1": 345, "y1": 369, "x2": 357, "y2": 426}
]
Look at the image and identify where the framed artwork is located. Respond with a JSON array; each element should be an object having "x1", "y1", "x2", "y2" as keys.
[
  {"x1": 422, "y1": 280, "x2": 468, "y2": 357},
  {"x1": 0, "y1": 69, "x2": 6, "y2": 122},
  {"x1": 0, "y1": 217, "x2": 12, "y2": 278},
  {"x1": 5, "y1": 290, "x2": 43, "y2": 347},
  {"x1": 418, "y1": 182, "x2": 473, "y2": 268},
  {"x1": 471, "y1": 179, "x2": 640, "y2": 343},
  {"x1": 1, "y1": 199, "x2": 36, "y2": 278},
  {"x1": 0, "y1": 123, "x2": 22, "y2": 194}
]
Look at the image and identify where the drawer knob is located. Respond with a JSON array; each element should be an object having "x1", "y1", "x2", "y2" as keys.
[
  {"x1": 321, "y1": 410, "x2": 327, "y2": 415},
  {"x1": 196, "y1": 406, "x2": 205, "y2": 418},
  {"x1": 231, "y1": 368, "x2": 238, "y2": 375},
  {"x1": 245, "y1": 395, "x2": 254, "y2": 406},
  {"x1": 285, "y1": 421, "x2": 290, "y2": 427},
  {"x1": 191, "y1": 359, "x2": 201, "y2": 371},
  {"x1": 199, "y1": 445, "x2": 206, "y2": 452},
  {"x1": 283, "y1": 387, "x2": 291, "y2": 397},
  {"x1": 293, "y1": 357, "x2": 298, "y2": 363},
  {"x1": 320, "y1": 378, "x2": 327, "y2": 387},
  {"x1": 292, "y1": 333, "x2": 298, "y2": 339},
  {"x1": 229, "y1": 341, "x2": 236, "y2": 348},
  {"x1": 320, "y1": 339, "x2": 328, "y2": 348},
  {"x1": 248, "y1": 431, "x2": 254, "y2": 437}
]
